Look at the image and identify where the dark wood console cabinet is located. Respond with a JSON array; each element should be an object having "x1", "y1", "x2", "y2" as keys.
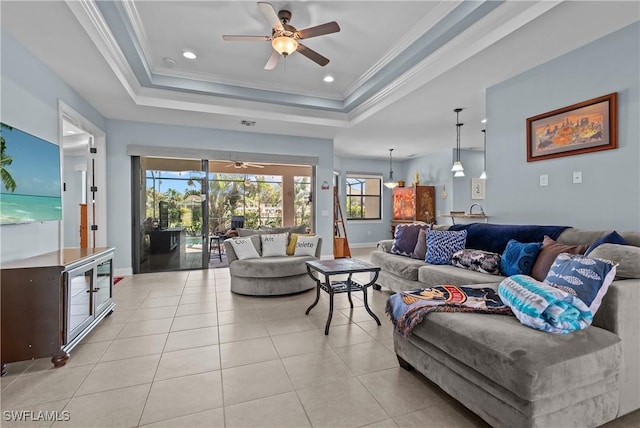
[{"x1": 1, "y1": 247, "x2": 115, "y2": 375}]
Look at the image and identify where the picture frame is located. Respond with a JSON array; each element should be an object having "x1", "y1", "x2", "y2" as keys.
[
  {"x1": 526, "y1": 92, "x2": 617, "y2": 162},
  {"x1": 471, "y1": 178, "x2": 485, "y2": 200}
]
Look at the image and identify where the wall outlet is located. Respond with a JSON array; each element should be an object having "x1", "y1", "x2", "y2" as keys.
[
  {"x1": 573, "y1": 171, "x2": 582, "y2": 184},
  {"x1": 539, "y1": 174, "x2": 549, "y2": 187}
]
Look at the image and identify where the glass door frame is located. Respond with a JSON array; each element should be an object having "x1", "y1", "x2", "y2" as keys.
[{"x1": 131, "y1": 156, "x2": 210, "y2": 273}]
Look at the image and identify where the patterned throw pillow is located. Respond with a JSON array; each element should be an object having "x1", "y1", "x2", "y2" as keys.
[
  {"x1": 499, "y1": 239, "x2": 542, "y2": 276},
  {"x1": 391, "y1": 223, "x2": 429, "y2": 257},
  {"x1": 229, "y1": 237, "x2": 261, "y2": 260},
  {"x1": 260, "y1": 233, "x2": 288, "y2": 257},
  {"x1": 544, "y1": 253, "x2": 617, "y2": 314},
  {"x1": 425, "y1": 230, "x2": 467, "y2": 265},
  {"x1": 451, "y1": 249, "x2": 501, "y2": 275}
]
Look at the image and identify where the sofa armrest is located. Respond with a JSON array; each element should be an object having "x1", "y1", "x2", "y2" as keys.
[
  {"x1": 224, "y1": 239, "x2": 238, "y2": 264},
  {"x1": 377, "y1": 239, "x2": 393, "y2": 253}
]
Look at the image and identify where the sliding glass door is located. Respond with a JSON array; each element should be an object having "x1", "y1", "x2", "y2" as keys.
[{"x1": 133, "y1": 157, "x2": 208, "y2": 273}]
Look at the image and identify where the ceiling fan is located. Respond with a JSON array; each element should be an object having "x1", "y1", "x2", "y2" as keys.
[
  {"x1": 222, "y1": 2, "x2": 340, "y2": 70},
  {"x1": 226, "y1": 161, "x2": 264, "y2": 169}
]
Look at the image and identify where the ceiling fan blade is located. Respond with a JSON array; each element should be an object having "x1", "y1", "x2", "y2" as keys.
[
  {"x1": 297, "y1": 22, "x2": 340, "y2": 39},
  {"x1": 258, "y1": 2, "x2": 283, "y2": 31},
  {"x1": 223, "y1": 35, "x2": 270, "y2": 41},
  {"x1": 245, "y1": 163, "x2": 264, "y2": 168},
  {"x1": 296, "y1": 43, "x2": 330, "y2": 67},
  {"x1": 264, "y1": 50, "x2": 280, "y2": 70}
]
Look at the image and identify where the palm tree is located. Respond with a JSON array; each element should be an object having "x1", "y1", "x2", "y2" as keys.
[{"x1": 0, "y1": 123, "x2": 17, "y2": 193}]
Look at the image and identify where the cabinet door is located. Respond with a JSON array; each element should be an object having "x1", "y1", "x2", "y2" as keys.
[
  {"x1": 94, "y1": 256, "x2": 113, "y2": 317},
  {"x1": 65, "y1": 266, "x2": 94, "y2": 344},
  {"x1": 415, "y1": 186, "x2": 435, "y2": 223},
  {"x1": 392, "y1": 187, "x2": 416, "y2": 220}
]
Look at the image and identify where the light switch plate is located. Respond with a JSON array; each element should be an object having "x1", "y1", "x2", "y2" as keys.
[
  {"x1": 573, "y1": 171, "x2": 582, "y2": 184},
  {"x1": 539, "y1": 174, "x2": 549, "y2": 187}
]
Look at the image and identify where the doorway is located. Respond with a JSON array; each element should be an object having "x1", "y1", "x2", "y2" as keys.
[
  {"x1": 131, "y1": 155, "x2": 315, "y2": 274},
  {"x1": 59, "y1": 102, "x2": 107, "y2": 249},
  {"x1": 133, "y1": 157, "x2": 208, "y2": 273}
]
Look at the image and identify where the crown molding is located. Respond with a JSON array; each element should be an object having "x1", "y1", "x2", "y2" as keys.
[
  {"x1": 342, "y1": 0, "x2": 462, "y2": 98},
  {"x1": 134, "y1": 86, "x2": 351, "y2": 129},
  {"x1": 65, "y1": 0, "x2": 141, "y2": 100},
  {"x1": 349, "y1": 0, "x2": 562, "y2": 125}
]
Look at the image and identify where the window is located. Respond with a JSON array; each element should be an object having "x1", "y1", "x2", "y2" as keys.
[
  {"x1": 209, "y1": 173, "x2": 283, "y2": 231},
  {"x1": 294, "y1": 176, "x2": 312, "y2": 226},
  {"x1": 346, "y1": 174, "x2": 382, "y2": 220}
]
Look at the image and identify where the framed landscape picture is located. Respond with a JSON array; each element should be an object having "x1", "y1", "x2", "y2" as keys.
[{"x1": 526, "y1": 93, "x2": 617, "y2": 162}]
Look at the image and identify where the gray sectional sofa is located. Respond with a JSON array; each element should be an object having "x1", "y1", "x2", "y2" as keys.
[
  {"x1": 372, "y1": 226, "x2": 640, "y2": 427},
  {"x1": 224, "y1": 233, "x2": 322, "y2": 296}
]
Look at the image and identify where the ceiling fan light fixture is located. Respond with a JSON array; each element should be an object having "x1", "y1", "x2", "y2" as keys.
[{"x1": 272, "y1": 36, "x2": 298, "y2": 56}]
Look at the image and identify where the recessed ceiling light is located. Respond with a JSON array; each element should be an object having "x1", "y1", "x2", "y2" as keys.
[
  {"x1": 481, "y1": 118, "x2": 487, "y2": 123},
  {"x1": 182, "y1": 51, "x2": 197, "y2": 59},
  {"x1": 323, "y1": 75, "x2": 334, "y2": 83},
  {"x1": 66, "y1": 130, "x2": 76, "y2": 135}
]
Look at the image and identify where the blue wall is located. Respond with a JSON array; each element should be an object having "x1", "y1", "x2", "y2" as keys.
[
  {"x1": 0, "y1": 31, "x2": 106, "y2": 262},
  {"x1": 486, "y1": 22, "x2": 639, "y2": 230}
]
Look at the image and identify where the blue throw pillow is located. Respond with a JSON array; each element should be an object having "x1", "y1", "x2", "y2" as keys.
[
  {"x1": 390, "y1": 223, "x2": 429, "y2": 257},
  {"x1": 544, "y1": 253, "x2": 617, "y2": 314},
  {"x1": 425, "y1": 230, "x2": 467, "y2": 265},
  {"x1": 500, "y1": 239, "x2": 542, "y2": 276},
  {"x1": 585, "y1": 231, "x2": 628, "y2": 255}
]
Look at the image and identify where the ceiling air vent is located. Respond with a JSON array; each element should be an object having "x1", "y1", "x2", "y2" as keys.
[{"x1": 240, "y1": 120, "x2": 256, "y2": 127}]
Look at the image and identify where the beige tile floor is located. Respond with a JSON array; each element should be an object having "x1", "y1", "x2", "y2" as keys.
[{"x1": 1, "y1": 248, "x2": 638, "y2": 428}]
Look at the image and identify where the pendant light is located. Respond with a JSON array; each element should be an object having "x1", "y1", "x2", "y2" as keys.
[
  {"x1": 451, "y1": 108, "x2": 465, "y2": 177},
  {"x1": 384, "y1": 148, "x2": 398, "y2": 189},
  {"x1": 479, "y1": 129, "x2": 487, "y2": 180}
]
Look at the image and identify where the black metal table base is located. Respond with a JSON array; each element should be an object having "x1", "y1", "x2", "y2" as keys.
[{"x1": 305, "y1": 268, "x2": 381, "y2": 335}]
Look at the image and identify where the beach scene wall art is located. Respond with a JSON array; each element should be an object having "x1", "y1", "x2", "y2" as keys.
[{"x1": 0, "y1": 123, "x2": 62, "y2": 224}]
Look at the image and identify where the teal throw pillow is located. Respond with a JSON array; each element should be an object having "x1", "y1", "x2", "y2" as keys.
[{"x1": 500, "y1": 239, "x2": 542, "y2": 276}]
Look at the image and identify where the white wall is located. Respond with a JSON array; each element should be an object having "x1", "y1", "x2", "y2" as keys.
[
  {"x1": 0, "y1": 31, "x2": 106, "y2": 263},
  {"x1": 106, "y1": 120, "x2": 334, "y2": 272},
  {"x1": 486, "y1": 22, "x2": 640, "y2": 230}
]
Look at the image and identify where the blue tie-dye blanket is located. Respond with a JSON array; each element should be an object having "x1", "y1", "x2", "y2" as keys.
[
  {"x1": 498, "y1": 275, "x2": 593, "y2": 334},
  {"x1": 386, "y1": 285, "x2": 513, "y2": 338}
]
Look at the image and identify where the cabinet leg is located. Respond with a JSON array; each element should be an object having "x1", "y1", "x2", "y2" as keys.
[
  {"x1": 51, "y1": 353, "x2": 70, "y2": 368},
  {"x1": 106, "y1": 309, "x2": 114, "y2": 316},
  {"x1": 373, "y1": 284, "x2": 381, "y2": 291},
  {"x1": 1, "y1": 362, "x2": 7, "y2": 377}
]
